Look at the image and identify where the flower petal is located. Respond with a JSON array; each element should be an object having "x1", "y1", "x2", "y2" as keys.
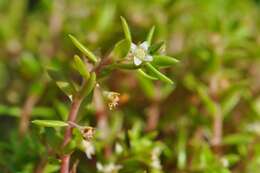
[
  {"x1": 131, "y1": 43, "x2": 137, "y2": 52},
  {"x1": 96, "y1": 162, "x2": 103, "y2": 171},
  {"x1": 82, "y1": 140, "x2": 95, "y2": 159},
  {"x1": 134, "y1": 57, "x2": 142, "y2": 66},
  {"x1": 140, "y1": 41, "x2": 148, "y2": 50},
  {"x1": 144, "y1": 55, "x2": 153, "y2": 62}
]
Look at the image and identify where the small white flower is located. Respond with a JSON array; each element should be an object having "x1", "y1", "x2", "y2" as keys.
[
  {"x1": 115, "y1": 143, "x2": 123, "y2": 154},
  {"x1": 247, "y1": 122, "x2": 260, "y2": 135},
  {"x1": 82, "y1": 140, "x2": 95, "y2": 159},
  {"x1": 96, "y1": 162, "x2": 122, "y2": 173},
  {"x1": 151, "y1": 147, "x2": 162, "y2": 170},
  {"x1": 221, "y1": 157, "x2": 229, "y2": 167},
  {"x1": 130, "y1": 41, "x2": 153, "y2": 66}
]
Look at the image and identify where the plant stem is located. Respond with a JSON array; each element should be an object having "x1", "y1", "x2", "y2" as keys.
[
  {"x1": 93, "y1": 88, "x2": 112, "y2": 158},
  {"x1": 209, "y1": 75, "x2": 223, "y2": 154},
  {"x1": 60, "y1": 97, "x2": 82, "y2": 173},
  {"x1": 146, "y1": 102, "x2": 160, "y2": 131},
  {"x1": 19, "y1": 93, "x2": 39, "y2": 137},
  {"x1": 146, "y1": 84, "x2": 161, "y2": 131},
  {"x1": 211, "y1": 104, "x2": 222, "y2": 153}
]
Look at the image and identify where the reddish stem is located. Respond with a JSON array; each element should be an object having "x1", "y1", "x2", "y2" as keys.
[
  {"x1": 60, "y1": 97, "x2": 82, "y2": 173},
  {"x1": 19, "y1": 94, "x2": 39, "y2": 137},
  {"x1": 146, "y1": 102, "x2": 160, "y2": 131}
]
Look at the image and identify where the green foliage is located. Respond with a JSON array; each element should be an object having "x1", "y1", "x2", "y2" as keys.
[{"x1": 0, "y1": 0, "x2": 259, "y2": 173}]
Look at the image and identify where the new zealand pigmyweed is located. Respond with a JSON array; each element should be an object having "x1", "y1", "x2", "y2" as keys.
[{"x1": 32, "y1": 17, "x2": 178, "y2": 173}]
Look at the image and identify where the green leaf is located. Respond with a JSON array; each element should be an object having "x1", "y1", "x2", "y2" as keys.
[
  {"x1": 136, "y1": 74, "x2": 155, "y2": 99},
  {"x1": 120, "y1": 16, "x2": 132, "y2": 42},
  {"x1": 223, "y1": 133, "x2": 253, "y2": 145},
  {"x1": 112, "y1": 39, "x2": 131, "y2": 59},
  {"x1": 137, "y1": 69, "x2": 158, "y2": 80},
  {"x1": 68, "y1": 34, "x2": 98, "y2": 63},
  {"x1": 148, "y1": 41, "x2": 164, "y2": 54},
  {"x1": 152, "y1": 55, "x2": 179, "y2": 68},
  {"x1": 221, "y1": 85, "x2": 242, "y2": 117},
  {"x1": 20, "y1": 52, "x2": 41, "y2": 77},
  {"x1": 80, "y1": 72, "x2": 96, "y2": 98},
  {"x1": 46, "y1": 67, "x2": 65, "y2": 81},
  {"x1": 144, "y1": 63, "x2": 173, "y2": 84},
  {"x1": 32, "y1": 120, "x2": 68, "y2": 127},
  {"x1": 72, "y1": 55, "x2": 90, "y2": 79},
  {"x1": 146, "y1": 26, "x2": 155, "y2": 46},
  {"x1": 56, "y1": 81, "x2": 75, "y2": 99},
  {"x1": 29, "y1": 82, "x2": 44, "y2": 95},
  {"x1": 197, "y1": 86, "x2": 218, "y2": 116},
  {"x1": 177, "y1": 130, "x2": 187, "y2": 170}
]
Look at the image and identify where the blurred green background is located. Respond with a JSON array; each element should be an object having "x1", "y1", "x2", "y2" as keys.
[{"x1": 0, "y1": 0, "x2": 260, "y2": 172}]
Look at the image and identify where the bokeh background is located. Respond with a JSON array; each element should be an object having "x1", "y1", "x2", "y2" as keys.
[{"x1": 0, "y1": 0, "x2": 260, "y2": 172}]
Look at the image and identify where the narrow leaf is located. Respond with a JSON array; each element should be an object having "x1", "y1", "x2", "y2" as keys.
[
  {"x1": 80, "y1": 72, "x2": 96, "y2": 98},
  {"x1": 137, "y1": 69, "x2": 158, "y2": 80},
  {"x1": 152, "y1": 55, "x2": 179, "y2": 68},
  {"x1": 68, "y1": 34, "x2": 98, "y2": 63},
  {"x1": 32, "y1": 120, "x2": 68, "y2": 127},
  {"x1": 46, "y1": 67, "x2": 65, "y2": 81},
  {"x1": 120, "y1": 16, "x2": 132, "y2": 42},
  {"x1": 73, "y1": 55, "x2": 90, "y2": 79},
  {"x1": 148, "y1": 41, "x2": 164, "y2": 54},
  {"x1": 56, "y1": 81, "x2": 75, "y2": 99},
  {"x1": 146, "y1": 26, "x2": 155, "y2": 46},
  {"x1": 145, "y1": 63, "x2": 174, "y2": 84},
  {"x1": 136, "y1": 74, "x2": 155, "y2": 99}
]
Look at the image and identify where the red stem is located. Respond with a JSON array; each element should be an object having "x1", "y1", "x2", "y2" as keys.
[{"x1": 60, "y1": 97, "x2": 82, "y2": 173}]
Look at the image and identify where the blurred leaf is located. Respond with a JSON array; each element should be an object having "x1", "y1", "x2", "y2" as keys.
[
  {"x1": 96, "y1": 3, "x2": 116, "y2": 32},
  {"x1": 223, "y1": 133, "x2": 253, "y2": 145},
  {"x1": 136, "y1": 74, "x2": 155, "y2": 99},
  {"x1": 148, "y1": 42, "x2": 164, "y2": 54},
  {"x1": 46, "y1": 67, "x2": 65, "y2": 81},
  {"x1": 43, "y1": 164, "x2": 59, "y2": 173},
  {"x1": 146, "y1": 26, "x2": 155, "y2": 46},
  {"x1": 20, "y1": 52, "x2": 41, "y2": 78},
  {"x1": 221, "y1": 85, "x2": 243, "y2": 117},
  {"x1": 56, "y1": 81, "x2": 75, "y2": 100},
  {"x1": 29, "y1": 82, "x2": 44, "y2": 96},
  {"x1": 32, "y1": 120, "x2": 68, "y2": 128}
]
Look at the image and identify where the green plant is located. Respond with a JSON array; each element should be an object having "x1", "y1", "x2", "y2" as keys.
[{"x1": 32, "y1": 17, "x2": 178, "y2": 173}]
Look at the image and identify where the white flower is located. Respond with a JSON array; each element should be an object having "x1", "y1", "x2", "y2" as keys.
[
  {"x1": 247, "y1": 122, "x2": 260, "y2": 135},
  {"x1": 130, "y1": 41, "x2": 153, "y2": 66},
  {"x1": 96, "y1": 162, "x2": 122, "y2": 173},
  {"x1": 151, "y1": 147, "x2": 162, "y2": 170},
  {"x1": 82, "y1": 140, "x2": 95, "y2": 159},
  {"x1": 115, "y1": 143, "x2": 123, "y2": 154}
]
